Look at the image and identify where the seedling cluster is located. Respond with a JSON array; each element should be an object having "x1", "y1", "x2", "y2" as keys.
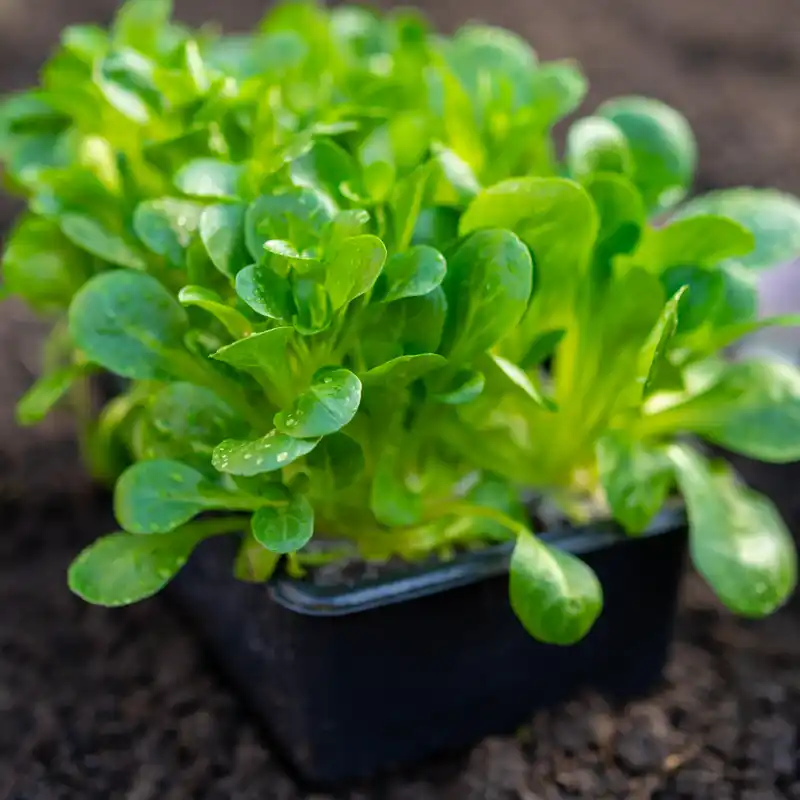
[{"x1": 4, "y1": 0, "x2": 800, "y2": 644}]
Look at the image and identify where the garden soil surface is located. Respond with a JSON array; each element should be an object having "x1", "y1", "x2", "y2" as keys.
[{"x1": 3, "y1": 0, "x2": 800, "y2": 798}]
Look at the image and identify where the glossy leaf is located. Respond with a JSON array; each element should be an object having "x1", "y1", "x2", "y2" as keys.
[
  {"x1": 60, "y1": 213, "x2": 145, "y2": 269},
  {"x1": 434, "y1": 369, "x2": 485, "y2": 405},
  {"x1": 597, "y1": 96, "x2": 696, "y2": 212},
  {"x1": 213, "y1": 430, "x2": 319, "y2": 476},
  {"x1": 376, "y1": 245, "x2": 447, "y2": 303},
  {"x1": 175, "y1": 159, "x2": 244, "y2": 199},
  {"x1": 178, "y1": 285, "x2": 252, "y2": 339},
  {"x1": 133, "y1": 198, "x2": 205, "y2": 268},
  {"x1": 199, "y1": 203, "x2": 249, "y2": 278},
  {"x1": 597, "y1": 433, "x2": 673, "y2": 534},
  {"x1": 235, "y1": 264, "x2": 294, "y2": 321},
  {"x1": 114, "y1": 459, "x2": 236, "y2": 534},
  {"x1": 509, "y1": 531, "x2": 603, "y2": 645},
  {"x1": 673, "y1": 189, "x2": 800, "y2": 271},
  {"x1": 68, "y1": 530, "x2": 200, "y2": 607},
  {"x1": 646, "y1": 360, "x2": 800, "y2": 462},
  {"x1": 69, "y1": 270, "x2": 188, "y2": 380},
  {"x1": 252, "y1": 488, "x2": 314, "y2": 553},
  {"x1": 566, "y1": 116, "x2": 632, "y2": 179},
  {"x1": 669, "y1": 444, "x2": 796, "y2": 617},
  {"x1": 441, "y1": 229, "x2": 533, "y2": 361},
  {"x1": 274, "y1": 368, "x2": 362, "y2": 438},
  {"x1": 324, "y1": 234, "x2": 387, "y2": 309}
]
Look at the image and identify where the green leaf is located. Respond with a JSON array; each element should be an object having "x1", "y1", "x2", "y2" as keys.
[
  {"x1": 596, "y1": 433, "x2": 673, "y2": 534},
  {"x1": 430, "y1": 144, "x2": 481, "y2": 206},
  {"x1": 245, "y1": 188, "x2": 335, "y2": 261},
  {"x1": 68, "y1": 530, "x2": 199, "y2": 607},
  {"x1": 292, "y1": 277, "x2": 333, "y2": 334},
  {"x1": 633, "y1": 215, "x2": 756, "y2": 272},
  {"x1": 60, "y1": 213, "x2": 146, "y2": 269},
  {"x1": 16, "y1": 365, "x2": 85, "y2": 426},
  {"x1": 597, "y1": 96, "x2": 696, "y2": 212},
  {"x1": 566, "y1": 116, "x2": 632, "y2": 179},
  {"x1": 392, "y1": 160, "x2": 435, "y2": 252},
  {"x1": 460, "y1": 178, "x2": 597, "y2": 339},
  {"x1": 178, "y1": 285, "x2": 252, "y2": 339},
  {"x1": 441, "y1": 229, "x2": 533, "y2": 361},
  {"x1": 150, "y1": 383, "x2": 243, "y2": 451},
  {"x1": 251, "y1": 488, "x2": 314, "y2": 554},
  {"x1": 96, "y1": 49, "x2": 163, "y2": 124},
  {"x1": 175, "y1": 159, "x2": 244, "y2": 200},
  {"x1": 370, "y1": 447, "x2": 422, "y2": 526},
  {"x1": 487, "y1": 353, "x2": 554, "y2": 411},
  {"x1": 672, "y1": 189, "x2": 800, "y2": 271},
  {"x1": 69, "y1": 270, "x2": 188, "y2": 380},
  {"x1": 637, "y1": 285, "x2": 687, "y2": 399},
  {"x1": 584, "y1": 173, "x2": 646, "y2": 262},
  {"x1": 213, "y1": 430, "x2": 319, "y2": 476},
  {"x1": 669, "y1": 444, "x2": 796, "y2": 617},
  {"x1": 376, "y1": 245, "x2": 447, "y2": 303},
  {"x1": 114, "y1": 459, "x2": 236, "y2": 534},
  {"x1": 519, "y1": 329, "x2": 565, "y2": 369},
  {"x1": 291, "y1": 138, "x2": 358, "y2": 206},
  {"x1": 200, "y1": 204, "x2": 249, "y2": 278},
  {"x1": 133, "y1": 198, "x2": 205, "y2": 268},
  {"x1": 274, "y1": 368, "x2": 362, "y2": 438},
  {"x1": 212, "y1": 327, "x2": 295, "y2": 392},
  {"x1": 324, "y1": 234, "x2": 387, "y2": 309},
  {"x1": 509, "y1": 531, "x2": 603, "y2": 645},
  {"x1": 112, "y1": 0, "x2": 173, "y2": 53},
  {"x1": 234, "y1": 534, "x2": 281, "y2": 582},
  {"x1": 646, "y1": 360, "x2": 800, "y2": 462},
  {"x1": 306, "y1": 432, "x2": 365, "y2": 490},
  {"x1": 434, "y1": 368, "x2": 485, "y2": 405},
  {"x1": 3, "y1": 216, "x2": 89, "y2": 310},
  {"x1": 361, "y1": 354, "x2": 447, "y2": 388},
  {"x1": 235, "y1": 264, "x2": 294, "y2": 321}
]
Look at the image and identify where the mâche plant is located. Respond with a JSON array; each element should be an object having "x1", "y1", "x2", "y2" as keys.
[{"x1": 4, "y1": 0, "x2": 800, "y2": 646}]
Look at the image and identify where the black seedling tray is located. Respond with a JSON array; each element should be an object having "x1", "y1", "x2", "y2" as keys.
[{"x1": 169, "y1": 506, "x2": 687, "y2": 787}]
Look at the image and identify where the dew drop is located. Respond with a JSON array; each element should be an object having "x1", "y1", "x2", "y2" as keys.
[{"x1": 276, "y1": 452, "x2": 289, "y2": 463}]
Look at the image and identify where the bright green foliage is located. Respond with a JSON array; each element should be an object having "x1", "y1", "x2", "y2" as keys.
[{"x1": 4, "y1": 0, "x2": 800, "y2": 644}]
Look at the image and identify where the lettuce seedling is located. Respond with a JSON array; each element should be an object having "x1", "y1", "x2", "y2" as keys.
[{"x1": 3, "y1": 0, "x2": 800, "y2": 645}]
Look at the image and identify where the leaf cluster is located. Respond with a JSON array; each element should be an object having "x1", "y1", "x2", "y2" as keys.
[{"x1": 4, "y1": 0, "x2": 800, "y2": 644}]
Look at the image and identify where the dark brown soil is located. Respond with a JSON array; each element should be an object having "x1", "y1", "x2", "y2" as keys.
[
  {"x1": 3, "y1": 1, "x2": 800, "y2": 798},
  {"x1": 2, "y1": 480, "x2": 800, "y2": 800}
]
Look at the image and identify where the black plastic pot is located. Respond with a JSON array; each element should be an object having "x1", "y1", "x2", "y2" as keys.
[{"x1": 168, "y1": 507, "x2": 687, "y2": 787}]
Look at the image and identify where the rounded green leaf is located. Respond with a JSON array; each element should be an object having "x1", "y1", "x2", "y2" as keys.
[
  {"x1": 377, "y1": 245, "x2": 447, "y2": 303},
  {"x1": 441, "y1": 229, "x2": 533, "y2": 360},
  {"x1": 235, "y1": 264, "x2": 294, "y2": 320},
  {"x1": 114, "y1": 459, "x2": 223, "y2": 534},
  {"x1": 597, "y1": 96, "x2": 697, "y2": 212},
  {"x1": 178, "y1": 285, "x2": 252, "y2": 339},
  {"x1": 292, "y1": 277, "x2": 333, "y2": 334},
  {"x1": 3, "y1": 216, "x2": 89, "y2": 311},
  {"x1": 673, "y1": 189, "x2": 800, "y2": 271},
  {"x1": 68, "y1": 531, "x2": 198, "y2": 607},
  {"x1": 175, "y1": 158, "x2": 244, "y2": 199},
  {"x1": 212, "y1": 430, "x2": 320, "y2": 476},
  {"x1": 584, "y1": 173, "x2": 646, "y2": 261},
  {"x1": 60, "y1": 213, "x2": 146, "y2": 269},
  {"x1": 275, "y1": 368, "x2": 362, "y2": 438},
  {"x1": 68, "y1": 270, "x2": 188, "y2": 379},
  {"x1": 133, "y1": 198, "x2": 205, "y2": 268},
  {"x1": 200, "y1": 203, "x2": 249, "y2": 278},
  {"x1": 252, "y1": 489, "x2": 314, "y2": 554},
  {"x1": 150, "y1": 383, "x2": 243, "y2": 450},
  {"x1": 509, "y1": 531, "x2": 603, "y2": 645},
  {"x1": 669, "y1": 444, "x2": 796, "y2": 617},
  {"x1": 566, "y1": 116, "x2": 632, "y2": 179},
  {"x1": 324, "y1": 234, "x2": 387, "y2": 309}
]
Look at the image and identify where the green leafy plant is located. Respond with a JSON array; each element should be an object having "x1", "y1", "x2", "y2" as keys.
[{"x1": 3, "y1": 0, "x2": 800, "y2": 645}]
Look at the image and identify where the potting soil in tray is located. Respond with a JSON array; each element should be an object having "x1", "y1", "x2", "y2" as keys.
[{"x1": 2, "y1": 485, "x2": 800, "y2": 800}]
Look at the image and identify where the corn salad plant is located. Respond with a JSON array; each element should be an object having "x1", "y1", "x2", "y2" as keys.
[{"x1": 3, "y1": 0, "x2": 800, "y2": 644}]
